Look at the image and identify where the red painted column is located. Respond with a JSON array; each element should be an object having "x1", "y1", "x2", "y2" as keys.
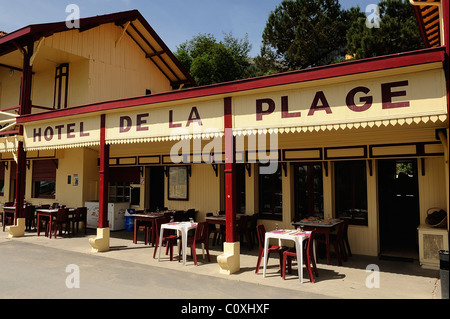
[
  {"x1": 98, "y1": 114, "x2": 110, "y2": 229},
  {"x1": 224, "y1": 97, "x2": 237, "y2": 243},
  {"x1": 442, "y1": 0, "x2": 449, "y2": 114},
  {"x1": 14, "y1": 42, "x2": 33, "y2": 221}
]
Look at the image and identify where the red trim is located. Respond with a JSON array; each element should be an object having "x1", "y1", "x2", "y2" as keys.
[
  {"x1": 413, "y1": 5, "x2": 430, "y2": 48},
  {"x1": 17, "y1": 47, "x2": 446, "y2": 125}
]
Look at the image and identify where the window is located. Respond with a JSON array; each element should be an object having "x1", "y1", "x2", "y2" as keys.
[
  {"x1": 334, "y1": 161, "x2": 368, "y2": 225},
  {"x1": 293, "y1": 163, "x2": 323, "y2": 220},
  {"x1": 108, "y1": 167, "x2": 141, "y2": 203},
  {"x1": 258, "y1": 164, "x2": 282, "y2": 220},
  {"x1": 33, "y1": 160, "x2": 57, "y2": 199},
  {"x1": 53, "y1": 63, "x2": 69, "y2": 109}
]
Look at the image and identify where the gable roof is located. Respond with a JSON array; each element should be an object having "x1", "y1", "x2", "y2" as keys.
[
  {"x1": 0, "y1": 10, "x2": 195, "y2": 87},
  {"x1": 412, "y1": 0, "x2": 442, "y2": 48}
]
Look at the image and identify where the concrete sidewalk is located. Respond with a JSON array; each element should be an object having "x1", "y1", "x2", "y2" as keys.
[{"x1": 0, "y1": 228, "x2": 443, "y2": 299}]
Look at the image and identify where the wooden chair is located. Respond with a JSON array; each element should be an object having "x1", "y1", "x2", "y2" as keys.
[
  {"x1": 173, "y1": 210, "x2": 184, "y2": 222},
  {"x1": 237, "y1": 215, "x2": 252, "y2": 250},
  {"x1": 153, "y1": 216, "x2": 178, "y2": 261},
  {"x1": 72, "y1": 207, "x2": 87, "y2": 235},
  {"x1": 2, "y1": 202, "x2": 15, "y2": 231},
  {"x1": 255, "y1": 224, "x2": 286, "y2": 275},
  {"x1": 282, "y1": 230, "x2": 319, "y2": 283},
  {"x1": 186, "y1": 209, "x2": 197, "y2": 221},
  {"x1": 248, "y1": 214, "x2": 259, "y2": 249},
  {"x1": 24, "y1": 205, "x2": 36, "y2": 231},
  {"x1": 183, "y1": 222, "x2": 210, "y2": 265},
  {"x1": 342, "y1": 220, "x2": 352, "y2": 259},
  {"x1": 206, "y1": 212, "x2": 221, "y2": 246},
  {"x1": 51, "y1": 208, "x2": 71, "y2": 239}
]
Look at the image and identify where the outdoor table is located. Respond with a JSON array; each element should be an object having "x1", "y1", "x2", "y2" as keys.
[
  {"x1": 133, "y1": 212, "x2": 165, "y2": 245},
  {"x1": 157, "y1": 221, "x2": 197, "y2": 266},
  {"x1": 292, "y1": 219, "x2": 344, "y2": 265},
  {"x1": 263, "y1": 229, "x2": 312, "y2": 284},
  {"x1": 36, "y1": 208, "x2": 75, "y2": 237},
  {"x1": 205, "y1": 214, "x2": 245, "y2": 225}
]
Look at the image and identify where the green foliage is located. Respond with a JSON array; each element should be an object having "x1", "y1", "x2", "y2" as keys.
[
  {"x1": 257, "y1": 0, "x2": 424, "y2": 73},
  {"x1": 258, "y1": 0, "x2": 356, "y2": 72},
  {"x1": 346, "y1": 0, "x2": 424, "y2": 59},
  {"x1": 175, "y1": 33, "x2": 253, "y2": 86}
]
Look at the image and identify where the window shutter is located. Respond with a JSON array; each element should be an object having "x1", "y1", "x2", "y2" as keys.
[{"x1": 32, "y1": 160, "x2": 57, "y2": 181}]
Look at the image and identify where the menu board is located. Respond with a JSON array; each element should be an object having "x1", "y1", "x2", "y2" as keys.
[{"x1": 168, "y1": 166, "x2": 189, "y2": 200}]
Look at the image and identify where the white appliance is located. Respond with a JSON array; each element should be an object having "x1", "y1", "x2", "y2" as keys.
[{"x1": 86, "y1": 201, "x2": 129, "y2": 231}]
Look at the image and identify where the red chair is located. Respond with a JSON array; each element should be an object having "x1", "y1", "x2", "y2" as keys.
[
  {"x1": 72, "y1": 207, "x2": 87, "y2": 235},
  {"x1": 51, "y1": 208, "x2": 71, "y2": 239},
  {"x1": 282, "y1": 230, "x2": 319, "y2": 283},
  {"x1": 316, "y1": 222, "x2": 344, "y2": 265},
  {"x1": 183, "y1": 222, "x2": 211, "y2": 265},
  {"x1": 255, "y1": 224, "x2": 286, "y2": 275},
  {"x1": 138, "y1": 219, "x2": 153, "y2": 245},
  {"x1": 152, "y1": 216, "x2": 178, "y2": 261}
]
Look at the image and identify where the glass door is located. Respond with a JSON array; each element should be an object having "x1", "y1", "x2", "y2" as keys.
[{"x1": 293, "y1": 163, "x2": 323, "y2": 220}]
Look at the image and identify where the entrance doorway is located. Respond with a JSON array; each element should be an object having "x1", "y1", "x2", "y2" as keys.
[
  {"x1": 378, "y1": 159, "x2": 420, "y2": 261},
  {"x1": 148, "y1": 166, "x2": 165, "y2": 211},
  {"x1": 293, "y1": 163, "x2": 323, "y2": 220}
]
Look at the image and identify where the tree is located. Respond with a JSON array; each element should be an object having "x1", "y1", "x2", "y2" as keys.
[
  {"x1": 346, "y1": 0, "x2": 425, "y2": 59},
  {"x1": 258, "y1": 0, "x2": 355, "y2": 73},
  {"x1": 175, "y1": 33, "x2": 253, "y2": 86}
]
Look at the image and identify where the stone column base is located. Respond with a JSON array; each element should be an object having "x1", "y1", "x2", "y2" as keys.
[
  {"x1": 89, "y1": 228, "x2": 110, "y2": 253},
  {"x1": 7, "y1": 218, "x2": 26, "y2": 238},
  {"x1": 217, "y1": 241, "x2": 240, "y2": 275}
]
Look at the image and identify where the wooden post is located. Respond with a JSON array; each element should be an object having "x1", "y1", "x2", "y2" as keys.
[
  {"x1": 224, "y1": 97, "x2": 236, "y2": 243},
  {"x1": 98, "y1": 114, "x2": 109, "y2": 229},
  {"x1": 14, "y1": 41, "x2": 33, "y2": 222}
]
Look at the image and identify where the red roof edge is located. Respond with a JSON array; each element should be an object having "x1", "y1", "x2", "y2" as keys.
[{"x1": 17, "y1": 46, "x2": 446, "y2": 124}]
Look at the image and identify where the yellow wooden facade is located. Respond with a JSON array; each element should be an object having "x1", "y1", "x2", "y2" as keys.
[{"x1": 1, "y1": 9, "x2": 449, "y2": 268}]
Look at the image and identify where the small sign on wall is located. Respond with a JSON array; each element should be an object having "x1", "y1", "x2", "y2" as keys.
[
  {"x1": 72, "y1": 174, "x2": 78, "y2": 186},
  {"x1": 68, "y1": 174, "x2": 79, "y2": 186}
]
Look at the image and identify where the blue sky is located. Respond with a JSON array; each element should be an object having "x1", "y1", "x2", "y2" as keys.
[{"x1": 0, "y1": 0, "x2": 377, "y2": 57}]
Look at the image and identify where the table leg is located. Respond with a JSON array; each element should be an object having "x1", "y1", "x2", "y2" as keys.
[
  {"x1": 133, "y1": 219, "x2": 138, "y2": 244},
  {"x1": 157, "y1": 226, "x2": 164, "y2": 262},
  {"x1": 296, "y1": 238, "x2": 303, "y2": 284},
  {"x1": 37, "y1": 215, "x2": 41, "y2": 236},
  {"x1": 326, "y1": 233, "x2": 330, "y2": 265},
  {"x1": 182, "y1": 229, "x2": 187, "y2": 266},
  {"x1": 262, "y1": 236, "x2": 269, "y2": 278}
]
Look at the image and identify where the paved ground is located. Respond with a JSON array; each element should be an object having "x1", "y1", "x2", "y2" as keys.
[{"x1": 0, "y1": 228, "x2": 444, "y2": 304}]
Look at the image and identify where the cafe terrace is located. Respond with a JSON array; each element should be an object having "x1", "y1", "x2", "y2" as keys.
[{"x1": 0, "y1": 1, "x2": 448, "y2": 276}]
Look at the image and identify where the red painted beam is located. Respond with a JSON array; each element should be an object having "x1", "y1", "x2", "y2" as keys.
[
  {"x1": 224, "y1": 97, "x2": 236, "y2": 243},
  {"x1": 14, "y1": 42, "x2": 33, "y2": 221},
  {"x1": 98, "y1": 114, "x2": 110, "y2": 229}
]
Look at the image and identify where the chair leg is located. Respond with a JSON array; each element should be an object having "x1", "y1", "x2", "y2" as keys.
[
  {"x1": 255, "y1": 248, "x2": 263, "y2": 274},
  {"x1": 345, "y1": 238, "x2": 352, "y2": 257},
  {"x1": 192, "y1": 243, "x2": 198, "y2": 266},
  {"x1": 282, "y1": 254, "x2": 287, "y2": 279}
]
